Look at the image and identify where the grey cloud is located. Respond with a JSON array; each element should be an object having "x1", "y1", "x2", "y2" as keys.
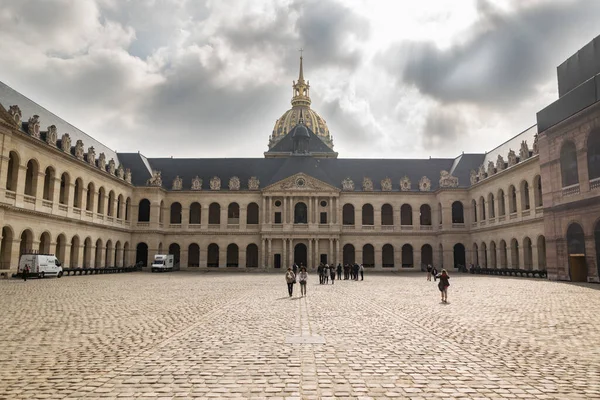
[
  {"x1": 383, "y1": 0, "x2": 600, "y2": 107},
  {"x1": 422, "y1": 107, "x2": 466, "y2": 151}
]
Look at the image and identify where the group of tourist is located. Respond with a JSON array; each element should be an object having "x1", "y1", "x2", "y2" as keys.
[
  {"x1": 284, "y1": 262, "x2": 365, "y2": 297},
  {"x1": 426, "y1": 264, "x2": 450, "y2": 303}
]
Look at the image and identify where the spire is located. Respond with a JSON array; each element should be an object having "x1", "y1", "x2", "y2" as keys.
[
  {"x1": 298, "y1": 49, "x2": 305, "y2": 83},
  {"x1": 291, "y1": 50, "x2": 311, "y2": 108}
]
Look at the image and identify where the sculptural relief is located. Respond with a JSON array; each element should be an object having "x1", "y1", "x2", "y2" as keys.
[
  {"x1": 147, "y1": 170, "x2": 162, "y2": 187},
  {"x1": 342, "y1": 177, "x2": 355, "y2": 191},
  {"x1": 125, "y1": 169, "x2": 132, "y2": 183},
  {"x1": 419, "y1": 176, "x2": 431, "y2": 192},
  {"x1": 191, "y1": 176, "x2": 202, "y2": 190},
  {"x1": 400, "y1": 176, "x2": 411, "y2": 191},
  {"x1": 519, "y1": 140, "x2": 530, "y2": 160},
  {"x1": 8, "y1": 105, "x2": 21, "y2": 125},
  {"x1": 248, "y1": 176, "x2": 260, "y2": 190},
  {"x1": 116, "y1": 164, "x2": 125, "y2": 179},
  {"x1": 172, "y1": 176, "x2": 183, "y2": 190},
  {"x1": 487, "y1": 161, "x2": 495, "y2": 176},
  {"x1": 533, "y1": 134, "x2": 539, "y2": 155},
  {"x1": 210, "y1": 176, "x2": 221, "y2": 190},
  {"x1": 470, "y1": 170, "x2": 477, "y2": 185},
  {"x1": 108, "y1": 159, "x2": 116, "y2": 175},
  {"x1": 477, "y1": 164, "x2": 486, "y2": 181},
  {"x1": 97, "y1": 152, "x2": 106, "y2": 171},
  {"x1": 496, "y1": 154, "x2": 505, "y2": 171},
  {"x1": 229, "y1": 176, "x2": 240, "y2": 190},
  {"x1": 46, "y1": 125, "x2": 57, "y2": 146},
  {"x1": 87, "y1": 146, "x2": 96, "y2": 166},
  {"x1": 61, "y1": 134, "x2": 71, "y2": 153},
  {"x1": 381, "y1": 177, "x2": 392, "y2": 192},
  {"x1": 362, "y1": 177, "x2": 373, "y2": 191},
  {"x1": 439, "y1": 170, "x2": 459, "y2": 188},
  {"x1": 508, "y1": 149, "x2": 517, "y2": 167},
  {"x1": 74, "y1": 140, "x2": 84, "y2": 160},
  {"x1": 28, "y1": 115, "x2": 40, "y2": 138}
]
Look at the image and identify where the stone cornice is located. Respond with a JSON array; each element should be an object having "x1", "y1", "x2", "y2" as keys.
[{"x1": 468, "y1": 154, "x2": 539, "y2": 190}]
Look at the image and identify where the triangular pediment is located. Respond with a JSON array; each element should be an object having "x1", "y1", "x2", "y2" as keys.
[{"x1": 264, "y1": 173, "x2": 340, "y2": 193}]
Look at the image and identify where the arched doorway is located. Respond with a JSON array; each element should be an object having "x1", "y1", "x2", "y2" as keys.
[
  {"x1": 537, "y1": 236, "x2": 546, "y2": 270},
  {"x1": 169, "y1": 243, "x2": 181, "y2": 266},
  {"x1": 567, "y1": 223, "x2": 587, "y2": 282},
  {"x1": 490, "y1": 241, "x2": 497, "y2": 268},
  {"x1": 83, "y1": 237, "x2": 92, "y2": 268},
  {"x1": 188, "y1": 243, "x2": 200, "y2": 267},
  {"x1": 401, "y1": 244, "x2": 413, "y2": 268},
  {"x1": 207, "y1": 243, "x2": 219, "y2": 267},
  {"x1": 523, "y1": 237, "x2": 533, "y2": 270},
  {"x1": 70, "y1": 236, "x2": 80, "y2": 268},
  {"x1": 39, "y1": 232, "x2": 51, "y2": 254},
  {"x1": 510, "y1": 239, "x2": 519, "y2": 268},
  {"x1": 480, "y1": 242, "x2": 488, "y2": 267},
  {"x1": 343, "y1": 244, "x2": 355, "y2": 265},
  {"x1": 55, "y1": 234, "x2": 66, "y2": 264},
  {"x1": 499, "y1": 240, "x2": 507, "y2": 268},
  {"x1": 362, "y1": 244, "x2": 374, "y2": 268},
  {"x1": 421, "y1": 244, "x2": 433, "y2": 269},
  {"x1": 246, "y1": 244, "x2": 259, "y2": 267},
  {"x1": 294, "y1": 243, "x2": 307, "y2": 267},
  {"x1": 453, "y1": 243, "x2": 466, "y2": 269},
  {"x1": 226, "y1": 243, "x2": 239, "y2": 267},
  {"x1": 382, "y1": 244, "x2": 394, "y2": 268},
  {"x1": 136, "y1": 242, "x2": 148, "y2": 267},
  {"x1": 19, "y1": 229, "x2": 34, "y2": 256}
]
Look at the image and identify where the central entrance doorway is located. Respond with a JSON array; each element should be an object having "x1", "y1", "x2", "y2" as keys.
[{"x1": 294, "y1": 243, "x2": 307, "y2": 267}]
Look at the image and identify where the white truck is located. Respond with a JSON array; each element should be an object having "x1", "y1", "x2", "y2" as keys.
[
  {"x1": 18, "y1": 254, "x2": 63, "y2": 278},
  {"x1": 151, "y1": 254, "x2": 177, "y2": 272}
]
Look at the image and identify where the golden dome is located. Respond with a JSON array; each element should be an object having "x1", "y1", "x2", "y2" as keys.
[{"x1": 269, "y1": 55, "x2": 333, "y2": 150}]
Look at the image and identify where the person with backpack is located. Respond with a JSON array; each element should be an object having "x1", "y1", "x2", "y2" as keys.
[{"x1": 437, "y1": 269, "x2": 450, "y2": 303}]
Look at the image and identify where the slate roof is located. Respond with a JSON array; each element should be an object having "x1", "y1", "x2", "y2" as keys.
[
  {"x1": 118, "y1": 153, "x2": 481, "y2": 191},
  {"x1": 0, "y1": 81, "x2": 119, "y2": 163},
  {"x1": 267, "y1": 122, "x2": 335, "y2": 155}
]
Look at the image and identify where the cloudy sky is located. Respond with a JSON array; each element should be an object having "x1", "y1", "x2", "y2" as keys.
[{"x1": 0, "y1": 0, "x2": 599, "y2": 159}]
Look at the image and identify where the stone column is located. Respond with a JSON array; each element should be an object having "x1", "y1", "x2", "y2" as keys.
[
  {"x1": 282, "y1": 238, "x2": 287, "y2": 269},
  {"x1": 219, "y1": 246, "x2": 226, "y2": 268},
  {"x1": 268, "y1": 238, "x2": 272, "y2": 268},
  {"x1": 201, "y1": 204, "x2": 209, "y2": 229},
  {"x1": 329, "y1": 197, "x2": 333, "y2": 225},
  {"x1": 239, "y1": 246, "x2": 246, "y2": 268},
  {"x1": 329, "y1": 239, "x2": 333, "y2": 265},
  {"x1": 336, "y1": 239, "x2": 340, "y2": 266},
  {"x1": 118, "y1": 197, "x2": 125, "y2": 220},
  {"x1": 52, "y1": 177, "x2": 62, "y2": 205},
  {"x1": 89, "y1": 245, "x2": 96, "y2": 268},
  {"x1": 375, "y1": 247, "x2": 382, "y2": 269},
  {"x1": 315, "y1": 239, "x2": 319, "y2": 267},
  {"x1": 182, "y1": 206, "x2": 189, "y2": 229},
  {"x1": 354, "y1": 206, "x2": 361, "y2": 227},
  {"x1": 262, "y1": 197, "x2": 267, "y2": 224},
  {"x1": 10, "y1": 239, "x2": 20, "y2": 272},
  {"x1": 220, "y1": 207, "x2": 228, "y2": 229},
  {"x1": 77, "y1": 244, "x2": 85, "y2": 268},
  {"x1": 81, "y1": 187, "x2": 89, "y2": 213},
  {"x1": 531, "y1": 243, "x2": 539, "y2": 271},
  {"x1": 288, "y1": 239, "x2": 293, "y2": 267},
  {"x1": 283, "y1": 197, "x2": 287, "y2": 224},
  {"x1": 308, "y1": 238, "x2": 312, "y2": 269},
  {"x1": 413, "y1": 207, "x2": 420, "y2": 230},
  {"x1": 35, "y1": 172, "x2": 45, "y2": 207},
  {"x1": 63, "y1": 243, "x2": 72, "y2": 268},
  {"x1": 115, "y1": 246, "x2": 123, "y2": 267}
]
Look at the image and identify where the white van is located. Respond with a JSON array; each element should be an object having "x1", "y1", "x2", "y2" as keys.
[
  {"x1": 18, "y1": 254, "x2": 63, "y2": 278},
  {"x1": 151, "y1": 254, "x2": 176, "y2": 272}
]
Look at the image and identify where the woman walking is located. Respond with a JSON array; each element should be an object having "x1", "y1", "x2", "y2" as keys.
[
  {"x1": 437, "y1": 269, "x2": 450, "y2": 303},
  {"x1": 285, "y1": 267, "x2": 296, "y2": 297},
  {"x1": 298, "y1": 267, "x2": 308, "y2": 296},
  {"x1": 426, "y1": 264, "x2": 432, "y2": 281},
  {"x1": 330, "y1": 265, "x2": 336, "y2": 284}
]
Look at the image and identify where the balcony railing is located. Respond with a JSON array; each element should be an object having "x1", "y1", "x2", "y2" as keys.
[
  {"x1": 498, "y1": 215, "x2": 506, "y2": 222},
  {"x1": 362, "y1": 225, "x2": 374, "y2": 230},
  {"x1": 590, "y1": 177, "x2": 600, "y2": 190},
  {"x1": 137, "y1": 222, "x2": 150, "y2": 227},
  {"x1": 42, "y1": 200, "x2": 53, "y2": 208},
  {"x1": 24, "y1": 195, "x2": 35, "y2": 204},
  {"x1": 420, "y1": 225, "x2": 433, "y2": 231},
  {"x1": 400, "y1": 225, "x2": 413, "y2": 231},
  {"x1": 452, "y1": 223, "x2": 465, "y2": 229},
  {"x1": 562, "y1": 183, "x2": 580, "y2": 197},
  {"x1": 382, "y1": 225, "x2": 394, "y2": 231},
  {"x1": 5, "y1": 190, "x2": 16, "y2": 200},
  {"x1": 522, "y1": 209, "x2": 530, "y2": 217},
  {"x1": 509, "y1": 213, "x2": 517, "y2": 220}
]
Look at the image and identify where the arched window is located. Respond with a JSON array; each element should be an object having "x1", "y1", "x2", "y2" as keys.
[
  {"x1": 247, "y1": 203, "x2": 259, "y2": 225},
  {"x1": 520, "y1": 181, "x2": 530, "y2": 211},
  {"x1": 488, "y1": 193, "x2": 495, "y2": 218},
  {"x1": 170, "y1": 202, "x2": 182, "y2": 224},
  {"x1": 107, "y1": 190, "x2": 115, "y2": 216},
  {"x1": 509, "y1": 185, "x2": 517, "y2": 213},
  {"x1": 497, "y1": 189, "x2": 506, "y2": 216},
  {"x1": 189, "y1": 202, "x2": 201, "y2": 224},
  {"x1": 421, "y1": 244, "x2": 433, "y2": 268},
  {"x1": 24, "y1": 159, "x2": 39, "y2": 196},
  {"x1": 362, "y1": 204, "x2": 374, "y2": 225},
  {"x1": 451, "y1": 201, "x2": 464, "y2": 223},
  {"x1": 43, "y1": 167, "x2": 55, "y2": 201},
  {"x1": 560, "y1": 141, "x2": 579, "y2": 187},
  {"x1": 97, "y1": 187, "x2": 106, "y2": 214},
  {"x1": 533, "y1": 175, "x2": 543, "y2": 207},
  {"x1": 227, "y1": 203, "x2": 240, "y2": 224},
  {"x1": 420, "y1": 204, "x2": 432, "y2": 226},
  {"x1": 588, "y1": 130, "x2": 600, "y2": 180},
  {"x1": 294, "y1": 202, "x2": 307, "y2": 224},
  {"x1": 567, "y1": 223, "x2": 586, "y2": 255},
  {"x1": 510, "y1": 239, "x2": 519, "y2": 268},
  {"x1": 343, "y1": 244, "x2": 355, "y2": 265},
  {"x1": 382, "y1": 244, "x2": 394, "y2": 268},
  {"x1": 138, "y1": 199, "x2": 151, "y2": 222},
  {"x1": 55, "y1": 234, "x2": 67, "y2": 264},
  {"x1": 226, "y1": 244, "x2": 239, "y2": 267},
  {"x1": 362, "y1": 244, "x2": 374, "y2": 267},
  {"x1": 342, "y1": 204, "x2": 355, "y2": 225},
  {"x1": 209, "y1": 203, "x2": 221, "y2": 224},
  {"x1": 479, "y1": 196, "x2": 486, "y2": 220},
  {"x1": 86, "y1": 183, "x2": 95, "y2": 211},
  {"x1": 471, "y1": 199, "x2": 478, "y2": 222},
  {"x1": 39, "y1": 231, "x2": 51, "y2": 254},
  {"x1": 5, "y1": 151, "x2": 19, "y2": 191},
  {"x1": 401, "y1": 244, "x2": 413, "y2": 268},
  {"x1": 188, "y1": 243, "x2": 200, "y2": 267},
  {"x1": 117, "y1": 195, "x2": 123, "y2": 219},
  {"x1": 246, "y1": 244, "x2": 259, "y2": 267},
  {"x1": 400, "y1": 204, "x2": 412, "y2": 225},
  {"x1": 381, "y1": 204, "x2": 393, "y2": 225},
  {"x1": 135, "y1": 242, "x2": 148, "y2": 267},
  {"x1": 207, "y1": 243, "x2": 219, "y2": 267}
]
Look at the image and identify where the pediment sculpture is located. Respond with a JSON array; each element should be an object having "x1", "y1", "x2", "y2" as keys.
[
  {"x1": 507, "y1": 149, "x2": 517, "y2": 167},
  {"x1": 519, "y1": 140, "x2": 530, "y2": 160},
  {"x1": 229, "y1": 176, "x2": 240, "y2": 190},
  {"x1": 147, "y1": 170, "x2": 162, "y2": 187},
  {"x1": 477, "y1": 164, "x2": 486, "y2": 181},
  {"x1": 191, "y1": 176, "x2": 202, "y2": 190},
  {"x1": 61, "y1": 133, "x2": 71, "y2": 153},
  {"x1": 362, "y1": 177, "x2": 373, "y2": 191},
  {"x1": 532, "y1": 134, "x2": 539, "y2": 155},
  {"x1": 496, "y1": 154, "x2": 505, "y2": 171},
  {"x1": 342, "y1": 177, "x2": 355, "y2": 191},
  {"x1": 125, "y1": 168, "x2": 132, "y2": 183},
  {"x1": 487, "y1": 161, "x2": 495, "y2": 176},
  {"x1": 28, "y1": 115, "x2": 41, "y2": 138},
  {"x1": 74, "y1": 140, "x2": 84, "y2": 160},
  {"x1": 400, "y1": 176, "x2": 411, "y2": 191},
  {"x1": 470, "y1": 170, "x2": 477, "y2": 185},
  {"x1": 439, "y1": 170, "x2": 458, "y2": 188},
  {"x1": 248, "y1": 176, "x2": 260, "y2": 190},
  {"x1": 210, "y1": 176, "x2": 221, "y2": 190},
  {"x1": 8, "y1": 105, "x2": 21, "y2": 125},
  {"x1": 45, "y1": 125, "x2": 57, "y2": 146},
  {"x1": 280, "y1": 175, "x2": 319, "y2": 190},
  {"x1": 116, "y1": 164, "x2": 125, "y2": 179},
  {"x1": 108, "y1": 159, "x2": 116, "y2": 175},
  {"x1": 87, "y1": 146, "x2": 96, "y2": 166},
  {"x1": 172, "y1": 176, "x2": 183, "y2": 190},
  {"x1": 419, "y1": 176, "x2": 431, "y2": 192},
  {"x1": 97, "y1": 152, "x2": 106, "y2": 171},
  {"x1": 381, "y1": 177, "x2": 392, "y2": 192}
]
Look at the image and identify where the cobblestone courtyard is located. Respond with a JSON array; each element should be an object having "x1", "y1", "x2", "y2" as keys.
[{"x1": 1, "y1": 272, "x2": 599, "y2": 399}]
